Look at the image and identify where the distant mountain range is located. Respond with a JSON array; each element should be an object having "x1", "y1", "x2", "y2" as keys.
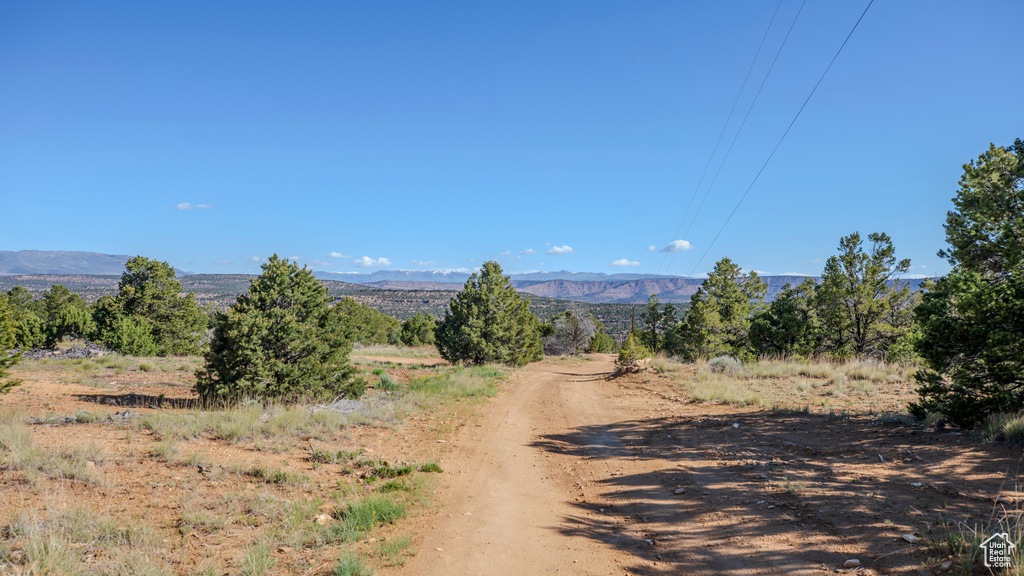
[
  {"x1": 358, "y1": 276, "x2": 812, "y2": 303},
  {"x1": 314, "y1": 270, "x2": 822, "y2": 303},
  {"x1": 0, "y1": 251, "x2": 931, "y2": 305},
  {"x1": 0, "y1": 250, "x2": 190, "y2": 276},
  {"x1": 0, "y1": 251, "x2": 134, "y2": 276},
  {"x1": 314, "y1": 269, "x2": 686, "y2": 284}
]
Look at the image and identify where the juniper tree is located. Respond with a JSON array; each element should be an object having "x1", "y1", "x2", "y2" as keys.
[
  {"x1": 195, "y1": 255, "x2": 362, "y2": 404},
  {"x1": 40, "y1": 284, "x2": 93, "y2": 347},
  {"x1": 434, "y1": 261, "x2": 543, "y2": 366},
  {"x1": 638, "y1": 294, "x2": 676, "y2": 352},
  {"x1": 5, "y1": 286, "x2": 45, "y2": 348},
  {"x1": 398, "y1": 313, "x2": 437, "y2": 347},
  {"x1": 331, "y1": 297, "x2": 401, "y2": 345},
  {"x1": 670, "y1": 258, "x2": 766, "y2": 360},
  {"x1": 911, "y1": 139, "x2": 1024, "y2": 427},
  {"x1": 749, "y1": 278, "x2": 821, "y2": 357},
  {"x1": 96, "y1": 257, "x2": 207, "y2": 355},
  {"x1": 0, "y1": 295, "x2": 22, "y2": 394}
]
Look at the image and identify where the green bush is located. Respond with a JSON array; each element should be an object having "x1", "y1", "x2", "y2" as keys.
[
  {"x1": 377, "y1": 374, "x2": 400, "y2": 393},
  {"x1": 614, "y1": 333, "x2": 650, "y2": 372},
  {"x1": 707, "y1": 356, "x2": 745, "y2": 376},
  {"x1": 886, "y1": 328, "x2": 920, "y2": 366},
  {"x1": 331, "y1": 298, "x2": 400, "y2": 345},
  {"x1": 587, "y1": 329, "x2": 618, "y2": 354},
  {"x1": 398, "y1": 313, "x2": 436, "y2": 347},
  {"x1": 104, "y1": 315, "x2": 158, "y2": 357}
]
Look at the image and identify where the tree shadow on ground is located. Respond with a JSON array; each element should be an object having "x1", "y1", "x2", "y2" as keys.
[
  {"x1": 73, "y1": 392, "x2": 199, "y2": 409},
  {"x1": 531, "y1": 411, "x2": 1024, "y2": 575}
]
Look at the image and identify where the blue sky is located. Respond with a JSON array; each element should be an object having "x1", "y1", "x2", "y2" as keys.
[{"x1": 2, "y1": 1, "x2": 1021, "y2": 278}]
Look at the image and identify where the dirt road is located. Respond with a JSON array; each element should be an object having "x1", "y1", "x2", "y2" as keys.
[
  {"x1": 394, "y1": 356, "x2": 1024, "y2": 576},
  {"x1": 397, "y1": 355, "x2": 640, "y2": 576}
]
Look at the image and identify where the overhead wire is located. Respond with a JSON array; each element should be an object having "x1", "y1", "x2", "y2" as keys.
[
  {"x1": 665, "y1": 0, "x2": 807, "y2": 274},
  {"x1": 657, "y1": 0, "x2": 784, "y2": 274},
  {"x1": 687, "y1": 0, "x2": 876, "y2": 277}
]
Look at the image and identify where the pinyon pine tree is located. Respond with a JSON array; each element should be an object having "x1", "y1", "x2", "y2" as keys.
[
  {"x1": 434, "y1": 261, "x2": 543, "y2": 366},
  {"x1": 816, "y1": 232, "x2": 914, "y2": 358}
]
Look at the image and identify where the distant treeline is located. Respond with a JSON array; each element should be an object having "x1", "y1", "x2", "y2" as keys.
[
  {"x1": 632, "y1": 231, "x2": 919, "y2": 364},
  {"x1": 0, "y1": 274, "x2": 640, "y2": 338},
  {"x1": 0, "y1": 257, "x2": 419, "y2": 356}
]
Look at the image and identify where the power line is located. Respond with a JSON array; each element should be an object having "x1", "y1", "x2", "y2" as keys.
[
  {"x1": 688, "y1": 0, "x2": 875, "y2": 277},
  {"x1": 666, "y1": 0, "x2": 806, "y2": 274},
  {"x1": 657, "y1": 0, "x2": 784, "y2": 274}
]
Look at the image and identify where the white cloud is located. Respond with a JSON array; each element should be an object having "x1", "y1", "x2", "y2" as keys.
[
  {"x1": 328, "y1": 252, "x2": 349, "y2": 259},
  {"x1": 353, "y1": 256, "x2": 391, "y2": 268},
  {"x1": 647, "y1": 245, "x2": 657, "y2": 252},
  {"x1": 289, "y1": 256, "x2": 303, "y2": 261},
  {"x1": 546, "y1": 245, "x2": 575, "y2": 255},
  {"x1": 411, "y1": 260, "x2": 436, "y2": 266},
  {"x1": 519, "y1": 249, "x2": 537, "y2": 255},
  {"x1": 250, "y1": 256, "x2": 266, "y2": 263},
  {"x1": 309, "y1": 259, "x2": 330, "y2": 266},
  {"x1": 499, "y1": 251, "x2": 512, "y2": 256},
  {"x1": 610, "y1": 259, "x2": 640, "y2": 267},
  {"x1": 196, "y1": 204, "x2": 212, "y2": 209},
  {"x1": 659, "y1": 240, "x2": 693, "y2": 253},
  {"x1": 902, "y1": 273, "x2": 929, "y2": 279},
  {"x1": 176, "y1": 202, "x2": 211, "y2": 210}
]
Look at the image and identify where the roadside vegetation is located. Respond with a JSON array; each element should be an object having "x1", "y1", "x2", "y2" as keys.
[
  {"x1": 649, "y1": 354, "x2": 917, "y2": 414},
  {"x1": 0, "y1": 347, "x2": 504, "y2": 574}
]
